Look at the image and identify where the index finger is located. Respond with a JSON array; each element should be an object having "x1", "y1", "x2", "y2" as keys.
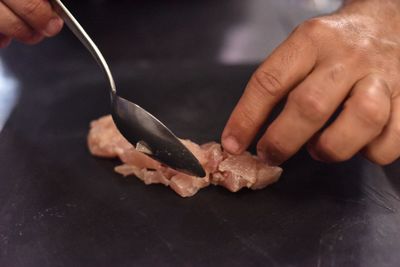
[
  {"x1": 2, "y1": 0, "x2": 63, "y2": 37},
  {"x1": 221, "y1": 29, "x2": 317, "y2": 154}
]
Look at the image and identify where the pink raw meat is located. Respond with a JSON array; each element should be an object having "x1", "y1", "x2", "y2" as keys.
[
  {"x1": 87, "y1": 115, "x2": 132, "y2": 158},
  {"x1": 180, "y1": 139, "x2": 208, "y2": 166},
  {"x1": 114, "y1": 164, "x2": 142, "y2": 177},
  {"x1": 118, "y1": 147, "x2": 162, "y2": 170},
  {"x1": 213, "y1": 153, "x2": 282, "y2": 192},
  {"x1": 88, "y1": 115, "x2": 282, "y2": 197},
  {"x1": 170, "y1": 173, "x2": 210, "y2": 197},
  {"x1": 114, "y1": 165, "x2": 171, "y2": 186},
  {"x1": 200, "y1": 142, "x2": 224, "y2": 173}
]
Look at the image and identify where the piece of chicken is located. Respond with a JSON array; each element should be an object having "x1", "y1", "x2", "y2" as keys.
[{"x1": 88, "y1": 115, "x2": 282, "y2": 197}]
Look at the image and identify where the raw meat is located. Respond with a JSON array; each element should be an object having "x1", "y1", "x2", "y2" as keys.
[
  {"x1": 201, "y1": 142, "x2": 224, "y2": 173},
  {"x1": 87, "y1": 115, "x2": 132, "y2": 158},
  {"x1": 215, "y1": 153, "x2": 282, "y2": 192},
  {"x1": 88, "y1": 115, "x2": 282, "y2": 197},
  {"x1": 170, "y1": 173, "x2": 210, "y2": 198}
]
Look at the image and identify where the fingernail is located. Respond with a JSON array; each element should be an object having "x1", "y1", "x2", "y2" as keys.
[
  {"x1": 44, "y1": 17, "x2": 63, "y2": 36},
  {"x1": 222, "y1": 136, "x2": 241, "y2": 154}
]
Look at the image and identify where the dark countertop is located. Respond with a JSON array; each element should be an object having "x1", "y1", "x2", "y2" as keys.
[{"x1": 0, "y1": 1, "x2": 399, "y2": 266}]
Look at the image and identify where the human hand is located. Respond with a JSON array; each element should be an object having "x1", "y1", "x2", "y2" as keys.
[
  {"x1": 0, "y1": 0, "x2": 63, "y2": 48},
  {"x1": 222, "y1": 0, "x2": 400, "y2": 166}
]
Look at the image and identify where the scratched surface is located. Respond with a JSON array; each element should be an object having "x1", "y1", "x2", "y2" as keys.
[{"x1": 0, "y1": 1, "x2": 400, "y2": 267}]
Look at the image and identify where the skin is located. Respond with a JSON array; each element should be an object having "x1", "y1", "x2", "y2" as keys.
[
  {"x1": 222, "y1": 0, "x2": 400, "y2": 166},
  {"x1": 0, "y1": 0, "x2": 63, "y2": 48}
]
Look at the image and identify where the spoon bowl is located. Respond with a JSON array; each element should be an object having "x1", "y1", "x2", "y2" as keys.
[
  {"x1": 50, "y1": 0, "x2": 206, "y2": 177},
  {"x1": 111, "y1": 93, "x2": 206, "y2": 176}
]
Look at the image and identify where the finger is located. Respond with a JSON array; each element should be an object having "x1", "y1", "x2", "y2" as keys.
[
  {"x1": 0, "y1": 2, "x2": 42, "y2": 44},
  {"x1": 257, "y1": 61, "x2": 360, "y2": 165},
  {"x1": 2, "y1": 0, "x2": 63, "y2": 37},
  {"x1": 363, "y1": 96, "x2": 400, "y2": 165},
  {"x1": 308, "y1": 75, "x2": 391, "y2": 162},
  {"x1": 0, "y1": 33, "x2": 12, "y2": 48},
  {"x1": 221, "y1": 28, "x2": 317, "y2": 154}
]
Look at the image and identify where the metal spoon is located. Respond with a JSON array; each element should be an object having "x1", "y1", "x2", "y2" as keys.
[{"x1": 50, "y1": 0, "x2": 206, "y2": 177}]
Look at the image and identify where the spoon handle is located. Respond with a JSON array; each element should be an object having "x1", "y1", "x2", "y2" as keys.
[{"x1": 49, "y1": 0, "x2": 116, "y2": 94}]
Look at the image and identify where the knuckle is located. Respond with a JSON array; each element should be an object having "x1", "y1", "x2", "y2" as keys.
[
  {"x1": 327, "y1": 63, "x2": 346, "y2": 84},
  {"x1": 280, "y1": 40, "x2": 301, "y2": 66},
  {"x1": 356, "y1": 37, "x2": 376, "y2": 51},
  {"x1": 252, "y1": 69, "x2": 284, "y2": 97},
  {"x1": 10, "y1": 21, "x2": 31, "y2": 39},
  {"x1": 289, "y1": 89, "x2": 329, "y2": 122},
  {"x1": 21, "y1": 0, "x2": 43, "y2": 17},
  {"x1": 296, "y1": 17, "x2": 329, "y2": 39},
  {"x1": 236, "y1": 104, "x2": 258, "y2": 131},
  {"x1": 262, "y1": 130, "x2": 292, "y2": 158},
  {"x1": 368, "y1": 76, "x2": 390, "y2": 94},
  {"x1": 346, "y1": 39, "x2": 374, "y2": 64},
  {"x1": 353, "y1": 92, "x2": 388, "y2": 128}
]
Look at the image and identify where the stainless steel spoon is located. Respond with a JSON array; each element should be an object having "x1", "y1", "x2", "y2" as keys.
[{"x1": 50, "y1": 0, "x2": 206, "y2": 177}]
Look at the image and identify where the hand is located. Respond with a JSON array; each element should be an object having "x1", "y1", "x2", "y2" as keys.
[
  {"x1": 222, "y1": 0, "x2": 400, "y2": 166},
  {"x1": 0, "y1": 0, "x2": 63, "y2": 48}
]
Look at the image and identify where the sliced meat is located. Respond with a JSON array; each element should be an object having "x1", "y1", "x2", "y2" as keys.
[
  {"x1": 88, "y1": 115, "x2": 162, "y2": 170},
  {"x1": 212, "y1": 153, "x2": 282, "y2": 192},
  {"x1": 215, "y1": 153, "x2": 257, "y2": 192},
  {"x1": 88, "y1": 115, "x2": 132, "y2": 158},
  {"x1": 88, "y1": 115, "x2": 283, "y2": 197},
  {"x1": 114, "y1": 164, "x2": 143, "y2": 177},
  {"x1": 210, "y1": 172, "x2": 224, "y2": 185},
  {"x1": 159, "y1": 166, "x2": 179, "y2": 179},
  {"x1": 115, "y1": 165, "x2": 170, "y2": 186},
  {"x1": 142, "y1": 170, "x2": 171, "y2": 186},
  {"x1": 251, "y1": 162, "x2": 282, "y2": 190},
  {"x1": 180, "y1": 139, "x2": 208, "y2": 165},
  {"x1": 169, "y1": 173, "x2": 210, "y2": 197},
  {"x1": 118, "y1": 147, "x2": 161, "y2": 170},
  {"x1": 201, "y1": 142, "x2": 224, "y2": 173}
]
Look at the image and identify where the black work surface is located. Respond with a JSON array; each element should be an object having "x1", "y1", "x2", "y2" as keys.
[
  {"x1": 1, "y1": 1, "x2": 400, "y2": 267},
  {"x1": 1, "y1": 61, "x2": 400, "y2": 267}
]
